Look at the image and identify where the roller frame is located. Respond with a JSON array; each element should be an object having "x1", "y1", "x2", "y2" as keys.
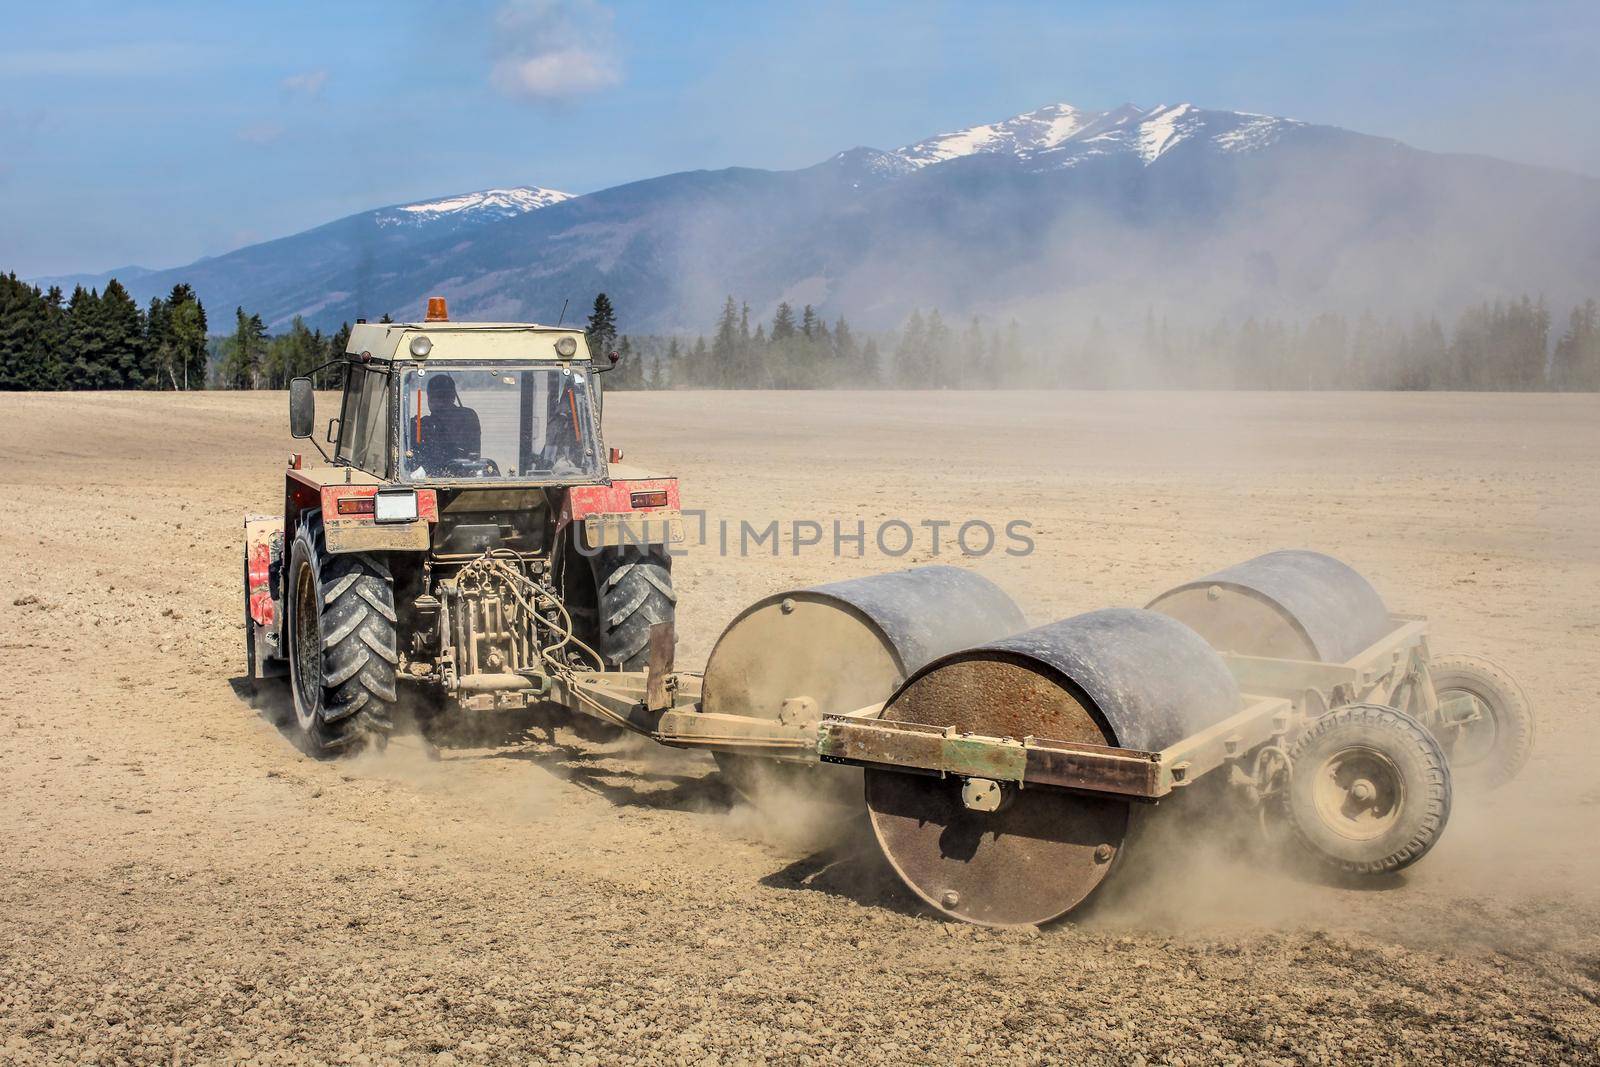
[{"x1": 542, "y1": 611, "x2": 1440, "y2": 807}]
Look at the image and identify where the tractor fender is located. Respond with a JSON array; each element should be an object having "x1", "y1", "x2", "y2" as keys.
[
  {"x1": 245, "y1": 514, "x2": 284, "y2": 631},
  {"x1": 559, "y1": 472, "x2": 684, "y2": 551}
]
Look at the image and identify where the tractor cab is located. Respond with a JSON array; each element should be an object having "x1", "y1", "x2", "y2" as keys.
[{"x1": 291, "y1": 307, "x2": 610, "y2": 489}]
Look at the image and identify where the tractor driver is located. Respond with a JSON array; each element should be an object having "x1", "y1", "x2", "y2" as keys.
[{"x1": 415, "y1": 373, "x2": 482, "y2": 473}]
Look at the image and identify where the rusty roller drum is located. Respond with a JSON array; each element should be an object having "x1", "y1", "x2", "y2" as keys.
[
  {"x1": 703, "y1": 566, "x2": 1027, "y2": 799},
  {"x1": 1146, "y1": 549, "x2": 1393, "y2": 663},
  {"x1": 867, "y1": 608, "x2": 1241, "y2": 927}
]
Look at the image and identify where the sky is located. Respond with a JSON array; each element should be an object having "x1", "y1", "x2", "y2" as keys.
[{"x1": 4, "y1": 0, "x2": 1598, "y2": 278}]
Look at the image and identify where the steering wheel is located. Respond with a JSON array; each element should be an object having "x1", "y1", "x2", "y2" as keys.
[{"x1": 441, "y1": 456, "x2": 500, "y2": 478}]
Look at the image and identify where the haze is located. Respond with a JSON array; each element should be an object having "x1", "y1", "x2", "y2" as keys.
[{"x1": 4, "y1": 0, "x2": 1599, "y2": 278}]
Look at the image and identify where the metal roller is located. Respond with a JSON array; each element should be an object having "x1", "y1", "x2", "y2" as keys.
[
  {"x1": 703, "y1": 566, "x2": 1026, "y2": 799},
  {"x1": 1146, "y1": 550, "x2": 1393, "y2": 663},
  {"x1": 866, "y1": 608, "x2": 1241, "y2": 927},
  {"x1": 702, "y1": 565, "x2": 1027, "y2": 723}
]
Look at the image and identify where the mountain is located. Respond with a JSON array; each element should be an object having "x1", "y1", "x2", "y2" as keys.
[
  {"x1": 371, "y1": 187, "x2": 571, "y2": 230},
  {"x1": 32, "y1": 186, "x2": 571, "y2": 319},
  {"x1": 851, "y1": 101, "x2": 1306, "y2": 176},
  {"x1": 33, "y1": 104, "x2": 1600, "y2": 334}
]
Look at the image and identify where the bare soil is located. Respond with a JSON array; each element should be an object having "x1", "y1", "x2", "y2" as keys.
[{"x1": 1, "y1": 390, "x2": 1597, "y2": 1065}]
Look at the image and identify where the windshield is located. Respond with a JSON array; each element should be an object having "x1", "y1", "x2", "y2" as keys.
[{"x1": 400, "y1": 365, "x2": 603, "y2": 482}]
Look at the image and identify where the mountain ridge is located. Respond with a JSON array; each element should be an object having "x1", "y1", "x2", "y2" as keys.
[{"x1": 26, "y1": 101, "x2": 1600, "y2": 333}]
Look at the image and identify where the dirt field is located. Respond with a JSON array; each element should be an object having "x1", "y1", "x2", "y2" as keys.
[{"x1": 2, "y1": 389, "x2": 1597, "y2": 1065}]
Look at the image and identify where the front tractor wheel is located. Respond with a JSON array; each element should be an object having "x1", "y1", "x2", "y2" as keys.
[
  {"x1": 590, "y1": 545, "x2": 676, "y2": 671},
  {"x1": 285, "y1": 511, "x2": 398, "y2": 754}
]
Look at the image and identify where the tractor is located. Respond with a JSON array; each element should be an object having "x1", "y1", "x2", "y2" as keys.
[{"x1": 244, "y1": 298, "x2": 680, "y2": 751}]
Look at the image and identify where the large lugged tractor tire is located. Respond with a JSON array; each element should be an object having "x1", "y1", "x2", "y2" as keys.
[
  {"x1": 285, "y1": 510, "x2": 398, "y2": 753},
  {"x1": 589, "y1": 545, "x2": 676, "y2": 671},
  {"x1": 1282, "y1": 703, "x2": 1451, "y2": 876},
  {"x1": 1428, "y1": 654, "x2": 1534, "y2": 790}
]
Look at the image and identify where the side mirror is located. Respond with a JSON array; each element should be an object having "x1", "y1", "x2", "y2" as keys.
[{"x1": 289, "y1": 377, "x2": 314, "y2": 439}]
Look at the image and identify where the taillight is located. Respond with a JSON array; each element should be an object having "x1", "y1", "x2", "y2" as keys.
[
  {"x1": 337, "y1": 497, "x2": 376, "y2": 516},
  {"x1": 630, "y1": 490, "x2": 668, "y2": 509}
]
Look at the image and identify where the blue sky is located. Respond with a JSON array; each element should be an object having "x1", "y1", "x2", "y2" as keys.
[{"x1": 4, "y1": 0, "x2": 1597, "y2": 278}]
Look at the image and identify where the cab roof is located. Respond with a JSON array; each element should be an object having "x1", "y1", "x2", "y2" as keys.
[{"x1": 345, "y1": 320, "x2": 593, "y2": 364}]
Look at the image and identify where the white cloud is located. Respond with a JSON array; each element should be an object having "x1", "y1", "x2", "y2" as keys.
[
  {"x1": 492, "y1": 46, "x2": 618, "y2": 98},
  {"x1": 489, "y1": 0, "x2": 620, "y2": 103},
  {"x1": 236, "y1": 122, "x2": 285, "y2": 146},
  {"x1": 281, "y1": 69, "x2": 329, "y2": 99}
]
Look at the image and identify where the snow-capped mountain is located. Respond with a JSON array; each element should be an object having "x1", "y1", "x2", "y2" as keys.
[
  {"x1": 34, "y1": 184, "x2": 577, "y2": 321},
  {"x1": 41, "y1": 100, "x2": 1600, "y2": 333},
  {"x1": 844, "y1": 101, "x2": 1311, "y2": 177},
  {"x1": 375, "y1": 186, "x2": 571, "y2": 228}
]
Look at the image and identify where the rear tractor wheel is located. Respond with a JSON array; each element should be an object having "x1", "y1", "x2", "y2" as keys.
[
  {"x1": 285, "y1": 511, "x2": 398, "y2": 754},
  {"x1": 1427, "y1": 654, "x2": 1534, "y2": 790},
  {"x1": 1282, "y1": 703, "x2": 1450, "y2": 875},
  {"x1": 589, "y1": 545, "x2": 676, "y2": 671}
]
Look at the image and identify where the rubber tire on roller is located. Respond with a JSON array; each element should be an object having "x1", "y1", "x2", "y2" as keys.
[
  {"x1": 1428, "y1": 654, "x2": 1534, "y2": 790},
  {"x1": 590, "y1": 545, "x2": 675, "y2": 672},
  {"x1": 1282, "y1": 703, "x2": 1450, "y2": 875},
  {"x1": 285, "y1": 510, "x2": 398, "y2": 754}
]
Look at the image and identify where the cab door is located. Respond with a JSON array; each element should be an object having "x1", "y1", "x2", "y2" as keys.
[{"x1": 335, "y1": 365, "x2": 393, "y2": 478}]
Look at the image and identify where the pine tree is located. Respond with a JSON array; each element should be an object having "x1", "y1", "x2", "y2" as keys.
[
  {"x1": 221, "y1": 307, "x2": 268, "y2": 389},
  {"x1": 586, "y1": 293, "x2": 618, "y2": 365},
  {"x1": 860, "y1": 337, "x2": 882, "y2": 387},
  {"x1": 832, "y1": 317, "x2": 859, "y2": 386},
  {"x1": 613, "y1": 336, "x2": 644, "y2": 389},
  {"x1": 771, "y1": 302, "x2": 796, "y2": 341},
  {"x1": 690, "y1": 336, "x2": 710, "y2": 386},
  {"x1": 93, "y1": 280, "x2": 146, "y2": 388},
  {"x1": 894, "y1": 309, "x2": 928, "y2": 387},
  {"x1": 63, "y1": 286, "x2": 109, "y2": 389},
  {"x1": 145, "y1": 293, "x2": 172, "y2": 388},
  {"x1": 0, "y1": 273, "x2": 55, "y2": 390},
  {"x1": 711, "y1": 296, "x2": 739, "y2": 387},
  {"x1": 663, "y1": 337, "x2": 681, "y2": 389},
  {"x1": 324, "y1": 323, "x2": 352, "y2": 387},
  {"x1": 138, "y1": 284, "x2": 208, "y2": 390},
  {"x1": 39, "y1": 287, "x2": 66, "y2": 389},
  {"x1": 1554, "y1": 299, "x2": 1600, "y2": 390},
  {"x1": 961, "y1": 316, "x2": 986, "y2": 388},
  {"x1": 924, "y1": 309, "x2": 952, "y2": 388}
]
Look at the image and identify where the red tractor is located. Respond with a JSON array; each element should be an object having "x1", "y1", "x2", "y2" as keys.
[{"x1": 244, "y1": 300, "x2": 681, "y2": 751}]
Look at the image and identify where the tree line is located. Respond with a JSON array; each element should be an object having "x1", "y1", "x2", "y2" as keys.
[
  {"x1": 5, "y1": 271, "x2": 1599, "y2": 392},
  {"x1": 0, "y1": 272, "x2": 358, "y2": 391},
  {"x1": 605, "y1": 293, "x2": 1600, "y2": 392},
  {"x1": 0, "y1": 273, "x2": 212, "y2": 390}
]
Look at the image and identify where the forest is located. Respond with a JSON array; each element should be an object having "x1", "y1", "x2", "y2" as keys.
[{"x1": 3, "y1": 273, "x2": 1598, "y2": 392}]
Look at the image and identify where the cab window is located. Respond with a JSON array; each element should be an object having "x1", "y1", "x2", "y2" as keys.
[{"x1": 336, "y1": 366, "x2": 391, "y2": 475}]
